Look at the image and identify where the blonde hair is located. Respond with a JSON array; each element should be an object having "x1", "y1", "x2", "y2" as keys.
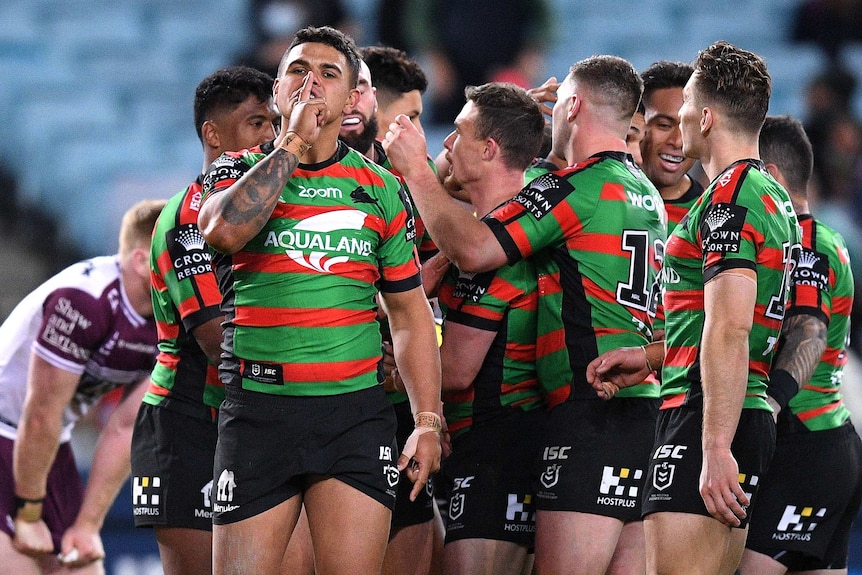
[{"x1": 118, "y1": 199, "x2": 167, "y2": 258}]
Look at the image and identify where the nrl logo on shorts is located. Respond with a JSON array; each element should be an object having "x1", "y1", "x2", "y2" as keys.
[
  {"x1": 652, "y1": 461, "x2": 675, "y2": 491},
  {"x1": 383, "y1": 465, "x2": 400, "y2": 488},
  {"x1": 539, "y1": 464, "x2": 562, "y2": 489},
  {"x1": 449, "y1": 492, "x2": 466, "y2": 520}
]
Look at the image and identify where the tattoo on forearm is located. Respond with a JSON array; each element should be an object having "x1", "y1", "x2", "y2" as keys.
[
  {"x1": 774, "y1": 314, "x2": 828, "y2": 387},
  {"x1": 222, "y1": 149, "x2": 300, "y2": 226}
]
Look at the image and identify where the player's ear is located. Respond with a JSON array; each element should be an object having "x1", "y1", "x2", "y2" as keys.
[
  {"x1": 202, "y1": 120, "x2": 220, "y2": 150},
  {"x1": 700, "y1": 106, "x2": 713, "y2": 136},
  {"x1": 566, "y1": 94, "x2": 581, "y2": 122}
]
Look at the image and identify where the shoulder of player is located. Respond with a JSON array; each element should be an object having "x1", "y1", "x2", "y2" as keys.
[{"x1": 341, "y1": 146, "x2": 404, "y2": 191}]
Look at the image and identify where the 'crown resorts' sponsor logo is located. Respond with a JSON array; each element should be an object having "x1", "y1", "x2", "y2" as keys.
[
  {"x1": 793, "y1": 248, "x2": 829, "y2": 291},
  {"x1": 264, "y1": 210, "x2": 371, "y2": 273},
  {"x1": 700, "y1": 203, "x2": 747, "y2": 254}
]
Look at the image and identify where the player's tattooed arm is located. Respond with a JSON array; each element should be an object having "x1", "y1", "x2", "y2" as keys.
[
  {"x1": 772, "y1": 313, "x2": 828, "y2": 390},
  {"x1": 200, "y1": 148, "x2": 300, "y2": 254},
  {"x1": 221, "y1": 148, "x2": 300, "y2": 226}
]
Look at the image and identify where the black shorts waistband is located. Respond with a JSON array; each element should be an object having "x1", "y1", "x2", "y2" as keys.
[{"x1": 224, "y1": 383, "x2": 384, "y2": 408}]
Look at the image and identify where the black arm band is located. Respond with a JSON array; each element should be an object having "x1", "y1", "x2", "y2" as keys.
[{"x1": 768, "y1": 369, "x2": 799, "y2": 410}]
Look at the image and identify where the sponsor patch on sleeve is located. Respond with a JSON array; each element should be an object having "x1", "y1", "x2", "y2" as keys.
[
  {"x1": 167, "y1": 224, "x2": 213, "y2": 281},
  {"x1": 512, "y1": 173, "x2": 575, "y2": 220},
  {"x1": 699, "y1": 203, "x2": 748, "y2": 254}
]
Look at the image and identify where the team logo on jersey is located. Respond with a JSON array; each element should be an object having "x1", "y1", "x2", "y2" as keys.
[
  {"x1": 793, "y1": 248, "x2": 829, "y2": 292},
  {"x1": 700, "y1": 203, "x2": 747, "y2": 254},
  {"x1": 540, "y1": 464, "x2": 562, "y2": 489},
  {"x1": 350, "y1": 186, "x2": 377, "y2": 204},
  {"x1": 263, "y1": 210, "x2": 371, "y2": 273},
  {"x1": 772, "y1": 505, "x2": 826, "y2": 541},
  {"x1": 515, "y1": 173, "x2": 574, "y2": 220}
]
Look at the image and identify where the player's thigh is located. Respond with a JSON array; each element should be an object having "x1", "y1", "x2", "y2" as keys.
[
  {"x1": 444, "y1": 538, "x2": 529, "y2": 575},
  {"x1": 280, "y1": 505, "x2": 315, "y2": 575},
  {"x1": 0, "y1": 531, "x2": 40, "y2": 575},
  {"x1": 737, "y1": 548, "x2": 788, "y2": 575},
  {"x1": 645, "y1": 511, "x2": 746, "y2": 575},
  {"x1": 383, "y1": 519, "x2": 436, "y2": 575},
  {"x1": 534, "y1": 510, "x2": 624, "y2": 575},
  {"x1": 606, "y1": 520, "x2": 645, "y2": 575},
  {"x1": 213, "y1": 496, "x2": 301, "y2": 575},
  {"x1": 154, "y1": 526, "x2": 212, "y2": 575},
  {"x1": 304, "y1": 477, "x2": 392, "y2": 575}
]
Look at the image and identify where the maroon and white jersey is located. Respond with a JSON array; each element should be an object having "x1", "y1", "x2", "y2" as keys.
[{"x1": 0, "y1": 256, "x2": 157, "y2": 442}]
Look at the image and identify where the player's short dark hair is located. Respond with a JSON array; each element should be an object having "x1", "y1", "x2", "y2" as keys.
[
  {"x1": 759, "y1": 115, "x2": 813, "y2": 196},
  {"x1": 641, "y1": 61, "x2": 693, "y2": 105},
  {"x1": 282, "y1": 25, "x2": 360, "y2": 87},
  {"x1": 359, "y1": 45, "x2": 428, "y2": 108},
  {"x1": 692, "y1": 41, "x2": 771, "y2": 135},
  {"x1": 569, "y1": 55, "x2": 643, "y2": 124},
  {"x1": 466, "y1": 82, "x2": 545, "y2": 171},
  {"x1": 193, "y1": 66, "x2": 273, "y2": 140}
]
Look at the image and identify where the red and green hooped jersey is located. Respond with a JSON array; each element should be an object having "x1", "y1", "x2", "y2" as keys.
[
  {"x1": 785, "y1": 215, "x2": 854, "y2": 430},
  {"x1": 373, "y1": 139, "x2": 438, "y2": 263},
  {"x1": 146, "y1": 177, "x2": 224, "y2": 419},
  {"x1": 438, "y1": 253, "x2": 542, "y2": 439},
  {"x1": 665, "y1": 178, "x2": 704, "y2": 235},
  {"x1": 485, "y1": 151, "x2": 667, "y2": 406},
  {"x1": 202, "y1": 141, "x2": 422, "y2": 396},
  {"x1": 660, "y1": 159, "x2": 801, "y2": 411},
  {"x1": 651, "y1": 178, "x2": 705, "y2": 335}
]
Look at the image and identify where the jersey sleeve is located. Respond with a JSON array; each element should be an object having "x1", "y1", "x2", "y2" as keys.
[
  {"x1": 32, "y1": 287, "x2": 110, "y2": 374},
  {"x1": 698, "y1": 169, "x2": 764, "y2": 282},
  {"x1": 485, "y1": 171, "x2": 592, "y2": 265},
  {"x1": 201, "y1": 149, "x2": 260, "y2": 202},
  {"x1": 376, "y1": 177, "x2": 423, "y2": 294}
]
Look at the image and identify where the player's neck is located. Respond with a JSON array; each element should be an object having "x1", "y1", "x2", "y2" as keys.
[
  {"x1": 701, "y1": 134, "x2": 759, "y2": 182},
  {"x1": 659, "y1": 175, "x2": 692, "y2": 202},
  {"x1": 469, "y1": 170, "x2": 525, "y2": 217}
]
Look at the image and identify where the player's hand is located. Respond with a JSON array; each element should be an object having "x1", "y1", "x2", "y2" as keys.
[
  {"x1": 382, "y1": 115, "x2": 430, "y2": 179},
  {"x1": 421, "y1": 252, "x2": 451, "y2": 299},
  {"x1": 398, "y1": 426, "x2": 442, "y2": 501},
  {"x1": 380, "y1": 341, "x2": 404, "y2": 393},
  {"x1": 586, "y1": 346, "x2": 652, "y2": 399},
  {"x1": 284, "y1": 72, "x2": 327, "y2": 149},
  {"x1": 440, "y1": 412, "x2": 452, "y2": 458},
  {"x1": 765, "y1": 395, "x2": 780, "y2": 424},
  {"x1": 527, "y1": 76, "x2": 560, "y2": 117},
  {"x1": 58, "y1": 520, "x2": 105, "y2": 567},
  {"x1": 12, "y1": 517, "x2": 54, "y2": 557},
  {"x1": 699, "y1": 447, "x2": 749, "y2": 527}
]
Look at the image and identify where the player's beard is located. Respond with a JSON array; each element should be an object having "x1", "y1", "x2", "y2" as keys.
[{"x1": 339, "y1": 115, "x2": 379, "y2": 156}]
